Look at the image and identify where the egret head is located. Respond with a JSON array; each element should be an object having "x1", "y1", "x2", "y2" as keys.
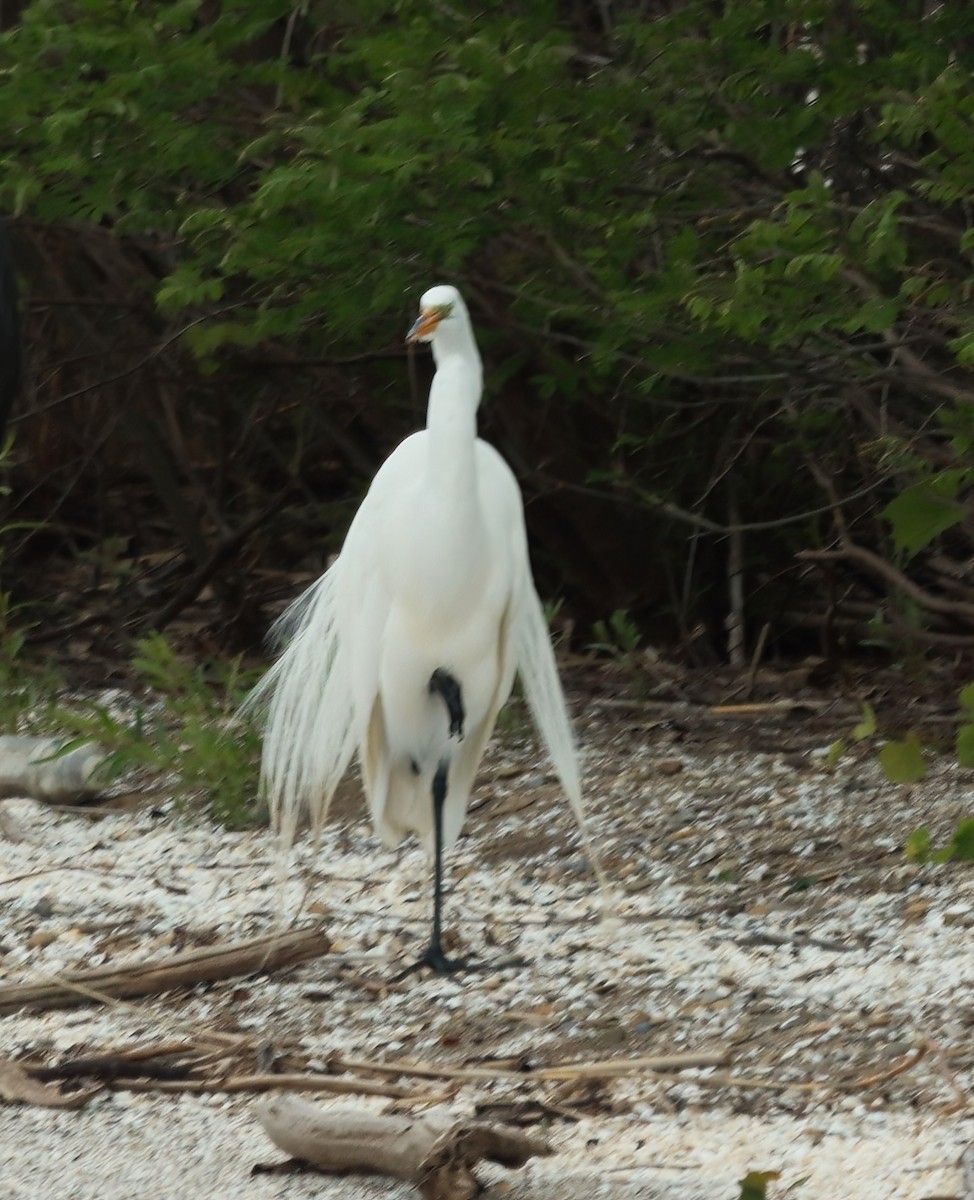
[{"x1": 406, "y1": 284, "x2": 464, "y2": 343}]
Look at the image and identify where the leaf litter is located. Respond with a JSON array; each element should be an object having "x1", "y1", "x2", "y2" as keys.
[{"x1": 0, "y1": 666, "x2": 973, "y2": 1198}]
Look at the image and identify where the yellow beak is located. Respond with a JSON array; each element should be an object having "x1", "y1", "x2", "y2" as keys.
[{"x1": 406, "y1": 309, "x2": 442, "y2": 342}]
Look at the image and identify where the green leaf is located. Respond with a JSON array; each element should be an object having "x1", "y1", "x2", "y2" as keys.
[
  {"x1": 956, "y1": 722, "x2": 974, "y2": 767},
  {"x1": 950, "y1": 332, "x2": 974, "y2": 366},
  {"x1": 945, "y1": 818, "x2": 974, "y2": 861},
  {"x1": 904, "y1": 827, "x2": 931, "y2": 862},
  {"x1": 959, "y1": 684, "x2": 974, "y2": 713},
  {"x1": 825, "y1": 738, "x2": 845, "y2": 769},
  {"x1": 738, "y1": 1170, "x2": 780, "y2": 1200},
  {"x1": 879, "y1": 734, "x2": 926, "y2": 783},
  {"x1": 883, "y1": 473, "x2": 969, "y2": 558},
  {"x1": 852, "y1": 702, "x2": 876, "y2": 740}
]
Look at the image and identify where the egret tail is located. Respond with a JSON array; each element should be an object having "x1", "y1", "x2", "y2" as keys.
[
  {"x1": 246, "y1": 566, "x2": 357, "y2": 852},
  {"x1": 515, "y1": 586, "x2": 610, "y2": 894}
]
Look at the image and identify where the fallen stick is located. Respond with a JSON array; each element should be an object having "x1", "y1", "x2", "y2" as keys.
[
  {"x1": 18, "y1": 1034, "x2": 440, "y2": 1102},
  {"x1": 332, "y1": 1050, "x2": 729, "y2": 1083},
  {"x1": 708, "y1": 701, "x2": 826, "y2": 715},
  {"x1": 532, "y1": 1052, "x2": 729, "y2": 1080},
  {"x1": 0, "y1": 923, "x2": 330, "y2": 1014},
  {"x1": 853, "y1": 1044, "x2": 927, "y2": 1089},
  {"x1": 696, "y1": 1072, "x2": 824, "y2": 1093},
  {"x1": 27, "y1": 1051, "x2": 197, "y2": 1085},
  {"x1": 256, "y1": 1095, "x2": 553, "y2": 1200},
  {"x1": 125, "y1": 1072, "x2": 439, "y2": 1101}
]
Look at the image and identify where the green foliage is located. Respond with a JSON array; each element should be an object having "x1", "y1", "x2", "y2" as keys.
[
  {"x1": 0, "y1": 438, "x2": 58, "y2": 731},
  {"x1": 830, "y1": 701, "x2": 930, "y2": 784},
  {"x1": 4, "y1": 2, "x2": 974, "y2": 637},
  {"x1": 0, "y1": 593, "x2": 60, "y2": 733},
  {"x1": 852, "y1": 703, "x2": 877, "y2": 741},
  {"x1": 57, "y1": 633, "x2": 263, "y2": 828},
  {"x1": 589, "y1": 609, "x2": 642, "y2": 662},
  {"x1": 878, "y1": 732, "x2": 926, "y2": 784},
  {"x1": 3, "y1": 1, "x2": 966, "y2": 366},
  {"x1": 824, "y1": 702, "x2": 875, "y2": 770},
  {"x1": 883, "y1": 472, "x2": 971, "y2": 559},
  {"x1": 956, "y1": 683, "x2": 974, "y2": 767},
  {"x1": 738, "y1": 1170, "x2": 781, "y2": 1200},
  {"x1": 899, "y1": 686, "x2": 974, "y2": 863},
  {"x1": 905, "y1": 820, "x2": 974, "y2": 865}
]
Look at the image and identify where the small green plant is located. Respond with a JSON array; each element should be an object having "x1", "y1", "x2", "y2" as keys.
[
  {"x1": 905, "y1": 820, "x2": 974, "y2": 864},
  {"x1": 0, "y1": 593, "x2": 62, "y2": 732},
  {"x1": 824, "y1": 700, "x2": 877, "y2": 769},
  {"x1": 955, "y1": 683, "x2": 974, "y2": 766},
  {"x1": 830, "y1": 690, "x2": 974, "y2": 864},
  {"x1": 588, "y1": 608, "x2": 642, "y2": 662},
  {"x1": 738, "y1": 1170, "x2": 780, "y2": 1200},
  {"x1": 57, "y1": 632, "x2": 264, "y2": 828},
  {"x1": 737, "y1": 1168, "x2": 806, "y2": 1199},
  {"x1": 826, "y1": 700, "x2": 926, "y2": 783}
]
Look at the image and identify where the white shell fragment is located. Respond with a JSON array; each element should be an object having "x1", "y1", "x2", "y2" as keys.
[{"x1": 0, "y1": 695, "x2": 972, "y2": 1198}]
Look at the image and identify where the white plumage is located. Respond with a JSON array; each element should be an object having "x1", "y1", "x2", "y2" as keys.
[{"x1": 253, "y1": 284, "x2": 600, "y2": 971}]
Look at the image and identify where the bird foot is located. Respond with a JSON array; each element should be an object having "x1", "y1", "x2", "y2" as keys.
[
  {"x1": 393, "y1": 942, "x2": 469, "y2": 979},
  {"x1": 393, "y1": 945, "x2": 527, "y2": 980}
]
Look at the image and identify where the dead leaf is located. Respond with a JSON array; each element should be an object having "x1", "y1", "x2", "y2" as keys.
[{"x1": 0, "y1": 1058, "x2": 101, "y2": 1109}]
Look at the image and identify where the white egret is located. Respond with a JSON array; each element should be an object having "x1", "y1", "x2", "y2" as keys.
[{"x1": 253, "y1": 284, "x2": 602, "y2": 973}]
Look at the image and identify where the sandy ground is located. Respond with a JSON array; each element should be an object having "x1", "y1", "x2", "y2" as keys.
[{"x1": 1, "y1": 666, "x2": 973, "y2": 1199}]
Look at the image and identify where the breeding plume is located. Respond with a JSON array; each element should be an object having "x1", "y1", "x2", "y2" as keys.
[{"x1": 255, "y1": 284, "x2": 599, "y2": 973}]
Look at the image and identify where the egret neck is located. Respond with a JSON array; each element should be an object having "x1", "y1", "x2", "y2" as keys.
[{"x1": 424, "y1": 322, "x2": 483, "y2": 502}]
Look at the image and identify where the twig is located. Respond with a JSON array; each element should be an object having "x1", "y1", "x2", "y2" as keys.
[
  {"x1": 743, "y1": 621, "x2": 771, "y2": 700},
  {"x1": 725, "y1": 486, "x2": 746, "y2": 665},
  {"x1": 331, "y1": 1051, "x2": 729, "y2": 1083},
  {"x1": 853, "y1": 1044, "x2": 927, "y2": 1089},
  {"x1": 530, "y1": 1053, "x2": 729, "y2": 1080},
  {"x1": 146, "y1": 495, "x2": 286, "y2": 633},
  {"x1": 27, "y1": 1051, "x2": 197, "y2": 1084},
  {"x1": 709, "y1": 700, "x2": 827, "y2": 715},
  {"x1": 799, "y1": 543, "x2": 974, "y2": 624},
  {"x1": 124, "y1": 1072, "x2": 437, "y2": 1100},
  {"x1": 0, "y1": 923, "x2": 330, "y2": 1014},
  {"x1": 694, "y1": 1072, "x2": 824, "y2": 1093},
  {"x1": 924, "y1": 1038, "x2": 969, "y2": 1112}
]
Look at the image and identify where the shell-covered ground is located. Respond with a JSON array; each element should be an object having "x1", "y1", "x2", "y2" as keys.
[{"x1": 1, "y1": 662, "x2": 973, "y2": 1198}]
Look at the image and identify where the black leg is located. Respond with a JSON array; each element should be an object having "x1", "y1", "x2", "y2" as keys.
[
  {"x1": 421, "y1": 760, "x2": 467, "y2": 974},
  {"x1": 428, "y1": 668, "x2": 465, "y2": 739},
  {"x1": 393, "y1": 760, "x2": 469, "y2": 978}
]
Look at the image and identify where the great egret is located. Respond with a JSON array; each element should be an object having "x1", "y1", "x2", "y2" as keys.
[{"x1": 254, "y1": 284, "x2": 601, "y2": 973}]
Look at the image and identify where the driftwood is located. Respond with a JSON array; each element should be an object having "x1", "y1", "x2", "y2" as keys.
[
  {"x1": 0, "y1": 923, "x2": 330, "y2": 1014},
  {"x1": 0, "y1": 736, "x2": 108, "y2": 804},
  {"x1": 256, "y1": 1095, "x2": 553, "y2": 1200}
]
